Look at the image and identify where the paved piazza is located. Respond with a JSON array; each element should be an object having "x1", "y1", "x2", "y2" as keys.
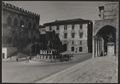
[{"x1": 2, "y1": 54, "x2": 91, "y2": 83}]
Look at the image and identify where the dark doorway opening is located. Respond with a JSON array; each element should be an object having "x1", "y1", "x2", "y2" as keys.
[
  {"x1": 2, "y1": 53, "x2": 5, "y2": 59},
  {"x1": 96, "y1": 25, "x2": 116, "y2": 55}
]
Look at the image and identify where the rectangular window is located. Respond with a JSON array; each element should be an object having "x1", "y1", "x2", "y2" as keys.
[
  {"x1": 72, "y1": 33, "x2": 75, "y2": 38},
  {"x1": 79, "y1": 32, "x2": 83, "y2": 38},
  {"x1": 80, "y1": 24, "x2": 82, "y2": 29},
  {"x1": 71, "y1": 47, "x2": 74, "y2": 51},
  {"x1": 64, "y1": 25, "x2": 67, "y2": 30},
  {"x1": 57, "y1": 25, "x2": 59, "y2": 30},
  {"x1": 49, "y1": 26, "x2": 52, "y2": 30},
  {"x1": 64, "y1": 33, "x2": 67, "y2": 38},
  {"x1": 79, "y1": 47, "x2": 82, "y2": 52},
  {"x1": 72, "y1": 25, "x2": 74, "y2": 30}
]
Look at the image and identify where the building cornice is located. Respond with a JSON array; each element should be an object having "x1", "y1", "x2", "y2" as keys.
[
  {"x1": 2, "y1": 2, "x2": 40, "y2": 19},
  {"x1": 43, "y1": 18, "x2": 92, "y2": 26}
]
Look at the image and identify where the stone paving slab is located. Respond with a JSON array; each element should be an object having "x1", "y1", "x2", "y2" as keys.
[{"x1": 36, "y1": 56, "x2": 118, "y2": 83}]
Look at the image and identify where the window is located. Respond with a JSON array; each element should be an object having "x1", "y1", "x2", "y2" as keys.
[
  {"x1": 49, "y1": 26, "x2": 52, "y2": 30},
  {"x1": 64, "y1": 25, "x2": 67, "y2": 30},
  {"x1": 80, "y1": 41, "x2": 82, "y2": 45},
  {"x1": 33, "y1": 24, "x2": 36, "y2": 29},
  {"x1": 20, "y1": 20, "x2": 24, "y2": 28},
  {"x1": 79, "y1": 47, "x2": 82, "y2": 52},
  {"x1": 71, "y1": 47, "x2": 74, "y2": 51},
  {"x1": 7, "y1": 16, "x2": 12, "y2": 25},
  {"x1": 57, "y1": 25, "x2": 59, "y2": 30},
  {"x1": 28, "y1": 23, "x2": 31, "y2": 29},
  {"x1": 64, "y1": 33, "x2": 67, "y2": 38},
  {"x1": 72, "y1": 33, "x2": 75, "y2": 38},
  {"x1": 72, "y1": 25, "x2": 74, "y2": 30},
  {"x1": 80, "y1": 24, "x2": 82, "y2": 29},
  {"x1": 79, "y1": 32, "x2": 83, "y2": 38},
  {"x1": 14, "y1": 18, "x2": 18, "y2": 26},
  {"x1": 72, "y1": 41, "x2": 74, "y2": 45}
]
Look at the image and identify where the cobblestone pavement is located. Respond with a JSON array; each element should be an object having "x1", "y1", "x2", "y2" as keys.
[{"x1": 36, "y1": 56, "x2": 118, "y2": 83}]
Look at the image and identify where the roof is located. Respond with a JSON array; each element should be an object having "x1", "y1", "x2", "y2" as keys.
[
  {"x1": 43, "y1": 18, "x2": 92, "y2": 26},
  {"x1": 2, "y1": 2, "x2": 40, "y2": 18}
]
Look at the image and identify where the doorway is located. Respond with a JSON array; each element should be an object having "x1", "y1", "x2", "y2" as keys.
[
  {"x1": 107, "y1": 42, "x2": 115, "y2": 56},
  {"x1": 2, "y1": 53, "x2": 5, "y2": 59}
]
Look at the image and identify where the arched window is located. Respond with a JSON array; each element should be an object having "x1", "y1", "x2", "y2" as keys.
[
  {"x1": 28, "y1": 23, "x2": 31, "y2": 29},
  {"x1": 33, "y1": 24, "x2": 36, "y2": 29},
  {"x1": 13, "y1": 18, "x2": 18, "y2": 26},
  {"x1": 7, "y1": 16, "x2": 12, "y2": 25},
  {"x1": 20, "y1": 20, "x2": 24, "y2": 28}
]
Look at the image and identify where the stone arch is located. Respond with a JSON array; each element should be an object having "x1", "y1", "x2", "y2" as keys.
[
  {"x1": 96, "y1": 25, "x2": 116, "y2": 38},
  {"x1": 94, "y1": 19, "x2": 116, "y2": 36},
  {"x1": 93, "y1": 25, "x2": 117, "y2": 57},
  {"x1": 95, "y1": 25, "x2": 116, "y2": 36}
]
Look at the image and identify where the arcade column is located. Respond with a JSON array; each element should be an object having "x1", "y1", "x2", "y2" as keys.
[
  {"x1": 92, "y1": 37, "x2": 95, "y2": 58},
  {"x1": 95, "y1": 39, "x2": 98, "y2": 57}
]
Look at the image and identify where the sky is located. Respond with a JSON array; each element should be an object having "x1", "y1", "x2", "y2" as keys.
[{"x1": 4, "y1": 1, "x2": 116, "y2": 25}]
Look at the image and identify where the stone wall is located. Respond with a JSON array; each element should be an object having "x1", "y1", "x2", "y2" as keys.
[{"x1": 2, "y1": 2, "x2": 40, "y2": 56}]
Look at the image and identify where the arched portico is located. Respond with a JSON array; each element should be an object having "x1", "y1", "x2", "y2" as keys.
[{"x1": 92, "y1": 25, "x2": 117, "y2": 58}]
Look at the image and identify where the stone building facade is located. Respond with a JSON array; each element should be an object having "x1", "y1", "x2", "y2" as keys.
[
  {"x1": 93, "y1": 2, "x2": 119, "y2": 58},
  {"x1": 2, "y1": 2, "x2": 40, "y2": 59},
  {"x1": 40, "y1": 19, "x2": 93, "y2": 54}
]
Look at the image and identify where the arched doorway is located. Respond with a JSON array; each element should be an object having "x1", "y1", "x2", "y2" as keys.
[{"x1": 93, "y1": 25, "x2": 116, "y2": 57}]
